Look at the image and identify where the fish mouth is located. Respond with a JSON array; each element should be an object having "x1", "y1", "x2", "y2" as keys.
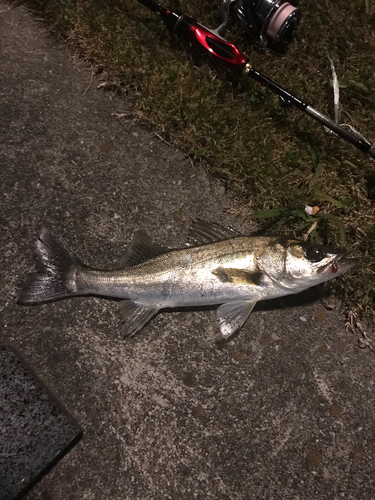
[{"x1": 320, "y1": 251, "x2": 356, "y2": 276}]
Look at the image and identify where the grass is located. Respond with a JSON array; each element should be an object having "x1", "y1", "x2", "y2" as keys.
[{"x1": 17, "y1": 0, "x2": 375, "y2": 319}]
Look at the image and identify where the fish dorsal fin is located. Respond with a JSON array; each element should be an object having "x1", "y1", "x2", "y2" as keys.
[
  {"x1": 121, "y1": 231, "x2": 169, "y2": 267},
  {"x1": 188, "y1": 219, "x2": 243, "y2": 246}
]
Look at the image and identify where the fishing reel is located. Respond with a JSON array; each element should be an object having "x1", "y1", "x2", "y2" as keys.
[{"x1": 218, "y1": 0, "x2": 301, "y2": 52}]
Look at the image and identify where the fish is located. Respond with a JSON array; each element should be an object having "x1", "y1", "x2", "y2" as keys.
[{"x1": 17, "y1": 220, "x2": 356, "y2": 338}]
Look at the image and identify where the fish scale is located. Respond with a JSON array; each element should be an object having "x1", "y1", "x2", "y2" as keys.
[
  {"x1": 78, "y1": 237, "x2": 274, "y2": 305},
  {"x1": 18, "y1": 221, "x2": 355, "y2": 339}
]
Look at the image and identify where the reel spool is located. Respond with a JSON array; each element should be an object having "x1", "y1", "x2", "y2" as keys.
[{"x1": 218, "y1": 0, "x2": 301, "y2": 52}]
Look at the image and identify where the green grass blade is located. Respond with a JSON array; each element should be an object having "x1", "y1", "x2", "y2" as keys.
[
  {"x1": 313, "y1": 193, "x2": 350, "y2": 208},
  {"x1": 308, "y1": 163, "x2": 323, "y2": 192},
  {"x1": 316, "y1": 214, "x2": 347, "y2": 243},
  {"x1": 248, "y1": 208, "x2": 287, "y2": 219},
  {"x1": 342, "y1": 160, "x2": 358, "y2": 169},
  {"x1": 248, "y1": 207, "x2": 309, "y2": 220}
]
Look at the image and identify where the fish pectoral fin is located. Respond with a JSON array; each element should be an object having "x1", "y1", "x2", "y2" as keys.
[
  {"x1": 217, "y1": 300, "x2": 257, "y2": 339},
  {"x1": 188, "y1": 219, "x2": 243, "y2": 246},
  {"x1": 119, "y1": 300, "x2": 158, "y2": 337},
  {"x1": 121, "y1": 231, "x2": 169, "y2": 267}
]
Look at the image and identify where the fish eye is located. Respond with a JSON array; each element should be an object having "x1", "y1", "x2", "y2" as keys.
[{"x1": 305, "y1": 245, "x2": 325, "y2": 262}]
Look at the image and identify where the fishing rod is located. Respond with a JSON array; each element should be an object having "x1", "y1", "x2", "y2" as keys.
[{"x1": 137, "y1": 0, "x2": 375, "y2": 159}]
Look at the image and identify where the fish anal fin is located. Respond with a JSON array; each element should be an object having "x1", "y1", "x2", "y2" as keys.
[
  {"x1": 121, "y1": 231, "x2": 169, "y2": 267},
  {"x1": 217, "y1": 300, "x2": 257, "y2": 338},
  {"x1": 119, "y1": 300, "x2": 158, "y2": 337},
  {"x1": 212, "y1": 267, "x2": 263, "y2": 286},
  {"x1": 188, "y1": 220, "x2": 243, "y2": 246}
]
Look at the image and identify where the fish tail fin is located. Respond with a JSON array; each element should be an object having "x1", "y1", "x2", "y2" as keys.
[{"x1": 18, "y1": 228, "x2": 83, "y2": 304}]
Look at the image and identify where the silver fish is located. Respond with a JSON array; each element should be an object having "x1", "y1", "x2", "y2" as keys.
[{"x1": 18, "y1": 221, "x2": 355, "y2": 338}]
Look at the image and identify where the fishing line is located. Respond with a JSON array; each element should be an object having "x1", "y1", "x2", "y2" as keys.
[{"x1": 327, "y1": 57, "x2": 374, "y2": 148}]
